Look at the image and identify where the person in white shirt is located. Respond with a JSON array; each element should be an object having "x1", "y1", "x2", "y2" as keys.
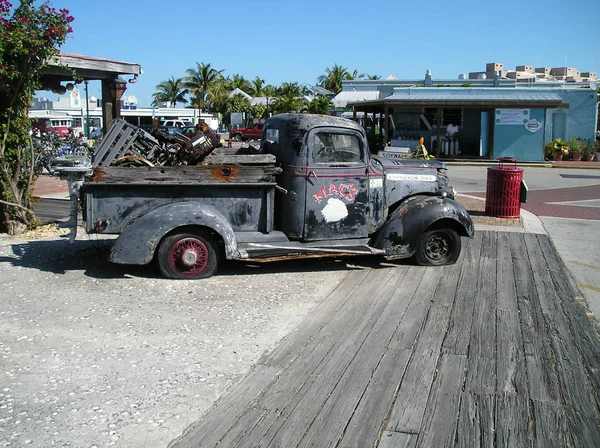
[{"x1": 446, "y1": 123, "x2": 459, "y2": 140}]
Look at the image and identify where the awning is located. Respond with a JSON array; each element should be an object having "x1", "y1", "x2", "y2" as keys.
[{"x1": 348, "y1": 88, "x2": 565, "y2": 110}]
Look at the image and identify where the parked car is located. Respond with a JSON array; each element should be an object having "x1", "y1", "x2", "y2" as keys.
[
  {"x1": 160, "y1": 119, "x2": 193, "y2": 128},
  {"x1": 231, "y1": 122, "x2": 263, "y2": 141}
]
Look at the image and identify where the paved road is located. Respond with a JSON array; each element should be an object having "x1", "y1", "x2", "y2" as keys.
[{"x1": 449, "y1": 165, "x2": 600, "y2": 324}]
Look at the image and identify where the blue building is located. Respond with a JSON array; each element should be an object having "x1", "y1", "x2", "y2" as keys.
[{"x1": 335, "y1": 72, "x2": 598, "y2": 162}]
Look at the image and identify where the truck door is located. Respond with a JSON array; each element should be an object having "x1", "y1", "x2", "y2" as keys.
[{"x1": 303, "y1": 127, "x2": 369, "y2": 241}]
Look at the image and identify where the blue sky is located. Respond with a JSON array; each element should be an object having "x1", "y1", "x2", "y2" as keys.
[{"x1": 41, "y1": 0, "x2": 599, "y2": 107}]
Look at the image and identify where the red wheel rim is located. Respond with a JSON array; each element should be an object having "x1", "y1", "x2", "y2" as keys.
[{"x1": 169, "y1": 238, "x2": 209, "y2": 275}]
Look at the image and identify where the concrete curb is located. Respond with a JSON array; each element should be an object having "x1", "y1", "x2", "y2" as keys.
[{"x1": 459, "y1": 193, "x2": 547, "y2": 235}]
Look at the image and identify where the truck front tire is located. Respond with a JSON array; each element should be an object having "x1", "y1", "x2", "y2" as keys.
[
  {"x1": 233, "y1": 133, "x2": 243, "y2": 142},
  {"x1": 414, "y1": 228, "x2": 461, "y2": 266},
  {"x1": 157, "y1": 231, "x2": 219, "y2": 279}
]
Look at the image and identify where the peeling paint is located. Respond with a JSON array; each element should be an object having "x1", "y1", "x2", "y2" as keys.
[{"x1": 321, "y1": 198, "x2": 349, "y2": 223}]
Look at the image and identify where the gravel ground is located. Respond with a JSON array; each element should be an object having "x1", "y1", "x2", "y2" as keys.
[{"x1": 0, "y1": 230, "x2": 352, "y2": 447}]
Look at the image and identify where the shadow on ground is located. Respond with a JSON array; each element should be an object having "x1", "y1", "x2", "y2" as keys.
[{"x1": 1, "y1": 237, "x2": 404, "y2": 279}]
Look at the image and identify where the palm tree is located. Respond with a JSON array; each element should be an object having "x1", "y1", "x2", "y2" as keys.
[
  {"x1": 228, "y1": 74, "x2": 251, "y2": 93},
  {"x1": 317, "y1": 64, "x2": 351, "y2": 95},
  {"x1": 278, "y1": 81, "x2": 302, "y2": 96},
  {"x1": 363, "y1": 74, "x2": 381, "y2": 80},
  {"x1": 184, "y1": 62, "x2": 224, "y2": 110},
  {"x1": 250, "y1": 77, "x2": 265, "y2": 96},
  {"x1": 271, "y1": 94, "x2": 304, "y2": 114},
  {"x1": 263, "y1": 84, "x2": 278, "y2": 97},
  {"x1": 151, "y1": 76, "x2": 188, "y2": 107}
]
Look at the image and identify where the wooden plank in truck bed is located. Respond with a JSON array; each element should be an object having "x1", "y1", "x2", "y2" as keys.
[{"x1": 89, "y1": 164, "x2": 282, "y2": 184}]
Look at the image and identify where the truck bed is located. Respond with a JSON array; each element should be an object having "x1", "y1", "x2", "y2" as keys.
[{"x1": 81, "y1": 153, "x2": 282, "y2": 235}]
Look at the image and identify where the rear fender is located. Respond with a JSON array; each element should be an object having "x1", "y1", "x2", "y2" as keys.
[
  {"x1": 110, "y1": 202, "x2": 236, "y2": 265},
  {"x1": 371, "y1": 195, "x2": 474, "y2": 256}
]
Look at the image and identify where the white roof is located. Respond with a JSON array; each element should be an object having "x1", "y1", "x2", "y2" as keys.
[
  {"x1": 332, "y1": 90, "x2": 380, "y2": 107},
  {"x1": 228, "y1": 88, "x2": 252, "y2": 99}
]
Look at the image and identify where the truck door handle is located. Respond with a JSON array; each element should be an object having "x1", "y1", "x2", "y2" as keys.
[{"x1": 308, "y1": 170, "x2": 319, "y2": 181}]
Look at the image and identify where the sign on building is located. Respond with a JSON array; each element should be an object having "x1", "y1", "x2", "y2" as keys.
[{"x1": 496, "y1": 109, "x2": 530, "y2": 125}]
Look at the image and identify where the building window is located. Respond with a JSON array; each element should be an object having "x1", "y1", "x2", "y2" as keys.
[{"x1": 423, "y1": 108, "x2": 463, "y2": 127}]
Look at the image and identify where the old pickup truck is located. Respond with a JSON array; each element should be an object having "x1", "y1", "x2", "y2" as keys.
[{"x1": 58, "y1": 114, "x2": 474, "y2": 279}]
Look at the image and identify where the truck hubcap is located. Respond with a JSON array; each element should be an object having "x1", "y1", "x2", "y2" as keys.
[
  {"x1": 170, "y1": 238, "x2": 208, "y2": 273},
  {"x1": 425, "y1": 233, "x2": 450, "y2": 261}
]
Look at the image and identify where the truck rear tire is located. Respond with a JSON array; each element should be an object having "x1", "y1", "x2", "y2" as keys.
[
  {"x1": 157, "y1": 231, "x2": 219, "y2": 279},
  {"x1": 414, "y1": 228, "x2": 461, "y2": 266}
]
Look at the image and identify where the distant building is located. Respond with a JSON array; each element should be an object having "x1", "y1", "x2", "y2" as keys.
[
  {"x1": 29, "y1": 96, "x2": 218, "y2": 135},
  {"x1": 333, "y1": 69, "x2": 598, "y2": 162},
  {"x1": 469, "y1": 62, "x2": 597, "y2": 83}
]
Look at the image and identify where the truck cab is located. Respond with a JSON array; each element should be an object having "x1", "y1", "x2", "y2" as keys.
[{"x1": 260, "y1": 114, "x2": 472, "y2": 260}]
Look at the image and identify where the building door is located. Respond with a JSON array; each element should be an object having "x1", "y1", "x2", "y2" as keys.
[
  {"x1": 480, "y1": 111, "x2": 490, "y2": 157},
  {"x1": 552, "y1": 112, "x2": 567, "y2": 141}
]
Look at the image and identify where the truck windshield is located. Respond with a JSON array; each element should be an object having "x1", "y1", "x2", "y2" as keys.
[{"x1": 313, "y1": 132, "x2": 362, "y2": 163}]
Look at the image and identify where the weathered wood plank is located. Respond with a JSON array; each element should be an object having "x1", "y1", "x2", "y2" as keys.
[
  {"x1": 456, "y1": 392, "x2": 496, "y2": 447},
  {"x1": 258, "y1": 268, "x2": 400, "y2": 409},
  {"x1": 300, "y1": 346, "x2": 411, "y2": 447},
  {"x1": 496, "y1": 232, "x2": 519, "y2": 313},
  {"x1": 378, "y1": 431, "x2": 417, "y2": 448},
  {"x1": 442, "y1": 231, "x2": 482, "y2": 355},
  {"x1": 337, "y1": 349, "x2": 412, "y2": 448},
  {"x1": 90, "y1": 164, "x2": 280, "y2": 183},
  {"x1": 536, "y1": 234, "x2": 600, "y2": 413},
  {"x1": 464, "y1": 253, "x2": 497, "y2": 395},
  {"x1": 204, "y1": 153, "x2": 276, "y2": 165},
  {"x1": 170, "y1": 365, "x2": 280, "y2": 448},
  {"x1": 301, "y1": 268, "x2": 431, "y2": 447},
  {"x1": 495, "y1": 393, "x2": 532, "y2": 447},
  {"x1": 529, "y1": 399, "x2": 572, "y2": 447},
  {"x1": 496, "y1": 309, "x2": 529, "y2": 399},
  {"x1": 509, "y1": 233, "x2": 562, "y2": 403},
  {"x1": 388, "y1": 304, "x2": 453, "y2": 433},
  {"x1": 212, "y1": 407, "x2": 270, "y2": 447},
  {"x1": 385, "y1": 267, "x2": 430, "y2": 350},
  {"x1": 237, "y1": 268, "x2": 406, "y2": 446},
  {"x1": 418, "y1": 354, "x2": 466, "y2": 447},
  {"x1": 258, "y1": 268, "x2": 373, "y2": 368},
  {"x1": 524, "y1": 234, "x2": 600, "y2": 439}
]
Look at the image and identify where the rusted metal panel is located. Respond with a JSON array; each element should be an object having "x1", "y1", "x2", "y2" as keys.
[
  {"x1": 370, "y1": 195, "x2": 475, "y2": 257},
  {"x1": 109, "y1": 203, "x2": 237, "y2": 265}
]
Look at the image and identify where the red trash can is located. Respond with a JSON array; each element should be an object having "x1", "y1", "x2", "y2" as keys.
[{"x1": 485, "y1": 157, "x2": 524, "y2": 218}]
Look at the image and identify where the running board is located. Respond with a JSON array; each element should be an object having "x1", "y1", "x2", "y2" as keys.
[{"x1": 235, "y1": 242, "x2": 386, "y2": 262}]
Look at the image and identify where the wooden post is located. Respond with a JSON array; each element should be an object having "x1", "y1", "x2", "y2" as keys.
[
  {"x1": 384, "y1": 106, "x2": 389, "y2": 147},
  {"x1": 436, "y1": 106, "x2": 442, "y2": 158}
]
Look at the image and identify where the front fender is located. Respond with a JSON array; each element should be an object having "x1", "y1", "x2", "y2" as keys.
[
  {"x1": 370, "y1": 195, "x2": 474, "y2": 256},
  {"x1": 109, "y1": 202, "x2": 236, "y2": 265}
]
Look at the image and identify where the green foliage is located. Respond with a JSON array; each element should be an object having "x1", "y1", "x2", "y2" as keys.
[
  {"x1": 251, "y1": 103, "x2": 267, "y2": 120},
  {"x1": 317, "y1": 64, "x2": 352, "y2": 95},
  {"x1": 219, "y1": 94, "x2": 252, "y2": 126},
  {"x1": 544, "y1": 138, "x2": 570, "y2": 157},
  {"x1": 184, "y1": 62, "x2": 224, "y2": 110},
  {"x1": 0, "y1": 0, "x2": 73, "y2": 231},
  {"x1": 152, "y1": 76, "x2": 188, "y2": 107},
  {"x1": 307, "y1": 96, "x2": 332, "y2": 115},
  {"x1": 271, "y1": 94, "x2": 304, "y2": 114}
]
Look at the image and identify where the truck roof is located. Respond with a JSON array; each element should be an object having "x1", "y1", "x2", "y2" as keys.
[{"x1": 264, "y1": 114, "x2": 364, "y2": 134}]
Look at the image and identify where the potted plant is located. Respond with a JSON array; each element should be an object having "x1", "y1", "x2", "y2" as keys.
[
  {"x1": 545, "y1": 138, "x2": 569, "y2": 161},
  {"x1": 568, "y1": 137, "x2": 583, "y2": 161},
  {"x1": 581, "y1": 140, "x2": 596, "y2": 161}
]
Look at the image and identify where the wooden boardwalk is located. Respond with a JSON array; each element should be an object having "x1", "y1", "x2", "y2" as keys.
[{"x1": 170, "y1": 231, "x2": 600, "y2": 448}]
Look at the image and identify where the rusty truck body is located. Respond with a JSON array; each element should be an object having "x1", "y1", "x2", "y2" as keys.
[{"x1": 59, "y1": 114, "x2": 474, "y2": 279}]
